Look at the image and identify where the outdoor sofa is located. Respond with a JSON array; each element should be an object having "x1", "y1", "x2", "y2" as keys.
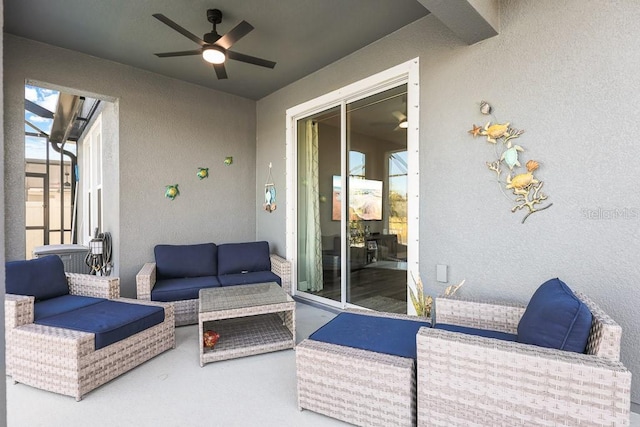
[
  {"x1": 136, "y1": 241, "x2": 291, "y2": 326},
  {"x1": 5, "y1": 255, "x2": 175, "y2": 401}
]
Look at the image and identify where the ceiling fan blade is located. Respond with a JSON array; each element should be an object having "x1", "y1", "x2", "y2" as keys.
[
  {"x1": 153, "y1": 13, "x2": 205, "y2": 47},
  {"x1": 391, "y1": 111, "x2": 407, "y2": 122},
  {"x1": 25, "y1": 99, "x2": 54, "y2": 119},
  {"x1": 213, "y1": 63, "x2": 228, "y2": 79},
  {"x1": 154, "y1": 49, "x2": 201, "y2": 58},
  {"x1": 227, "y1": 50, "x2": 276, "y2": 69},
  {"x1": 215, "y1": 20, "x2": 254, "y2": 49}
]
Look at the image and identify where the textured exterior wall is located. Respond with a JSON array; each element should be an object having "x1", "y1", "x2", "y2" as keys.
[
  {"x1": 4, "y1": 35, "x2": 257, "y2": 296},
  {"x1": 257, "y1": 0, "x2": 640, "y2": 403}
]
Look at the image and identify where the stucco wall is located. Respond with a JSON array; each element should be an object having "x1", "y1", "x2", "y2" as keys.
[
  {"x1": 1, "y1": 0, "x2": 8, "y2": 422},
  {"x1": 256, "y1": 0, "x2": 640, "y2": 403},
  {"x1": 4, "y1": 35, "x2": 257, "y2": 296}
]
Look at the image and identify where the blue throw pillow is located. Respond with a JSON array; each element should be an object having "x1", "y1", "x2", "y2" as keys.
[
  {"x1": 6, "y1": 255, "x2": 69, "y2": 301},
  {"x1": 517, "y1": 278, "x2": 592, "y2": 353},
  {"x1": 217, "y1": 241, "x2": 271, "y2": 275},
  {"x1": 154, "y1": 243, "x2": 217, "y2": 280}
]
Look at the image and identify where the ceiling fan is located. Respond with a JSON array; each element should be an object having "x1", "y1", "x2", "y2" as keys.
[
  {"x1": 371, "y1": 111, "x2": 408, "y2": 131},
  {"x1": 152, "y1": 9, "x2": 276, "y2": 80}
]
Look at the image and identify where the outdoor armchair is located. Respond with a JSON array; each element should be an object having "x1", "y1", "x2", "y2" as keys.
[{"x1": 417, "y1": 280, "x2": 631, "y2": 426}]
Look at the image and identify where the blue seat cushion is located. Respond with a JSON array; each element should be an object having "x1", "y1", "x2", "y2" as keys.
[
  {"x1": 34, "y1": 295, "x2": 105, "y2": 321},
  {"x1": 36, "y1": 300, "x2": 165, "y2": 350},
  {"x1": 434, "y1": 323, "x2": 517, "y2": 342},
  {"x1": 154, "y1": 243, "x2": 217, "y2": 280},
  {"x1": 151, "y1": 276, "x2": 221, "y2": 302},
  {"x1": 517, "y1": 278, "x2": 592, "y2": 353},
  {"x1": 217, "y1": 241, "x2": 271, "y2": 275},
  {"x1": 5, "y1": 255, "x2": 69, "y2": 301},
  {"x1": 309, "y1": 312, "x2": 431, "y2": 360},
  {"x1": 218, "y1": 271, "x2": 281, "y2": 287}
]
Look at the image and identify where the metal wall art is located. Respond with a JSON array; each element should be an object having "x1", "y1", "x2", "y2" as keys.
[
  {"x1": 468, "y1": 101, "x2": 552, "y2": 223},
  {"x1": 165, "y1": 184, "x2": 180, "y2": 200},
  {"x1": 263, "y1": 162, "x2": 277, "y2": 212},
  {"x1": 197, "y1": 167, "x2": 209, "y2": 179}
]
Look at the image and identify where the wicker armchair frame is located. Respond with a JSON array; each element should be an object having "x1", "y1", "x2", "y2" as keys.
[
  {"x1": 296, "y1": 309, "x2": 424, "y2": 427},
  {"x1": 5, "y1": 273, "x2": 175, "y2": 401},
  {"x1": 136, "y1": 254, "x2": 291, "y2": 326},
  {"x1": 417, "y1": 293, "x2": 631, "y2": 426}
]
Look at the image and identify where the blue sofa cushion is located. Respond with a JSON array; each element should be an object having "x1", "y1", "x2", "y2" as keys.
[
  {"x1": 517, "y1": 278, "x2": 592, "y2": 353},
  {"x1": 154, "y1": 243, "x2": 218, "y2": 280},
  {"x1": 36, "y1": 300, "x2": 165, "y2": 350},
  {"x1": 309, "y1": 312, "x2": 431, "y2": 360},
  {"x1": 218, "y1": 271, "x2": 281, "y2": 287},
  {"x1": 217, "y1": 241, "x2": 271, "y2": 275},
  {"x1": 434, "y1": 323, "x2": 517, "y2": 342},
  {"x1": 5, "y1": 255, "x2": 69, "y2": 301},
  {"x1": 34, "y1": 295, "x2": 105, "y2": 321},
  {"x1": 151, "y1": 276, "x2": 221, "y2": 302}
]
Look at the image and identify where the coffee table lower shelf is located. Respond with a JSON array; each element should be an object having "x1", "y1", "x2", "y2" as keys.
[{"x1": 200, "y1": 313, "x2": 294, "y2": 365}]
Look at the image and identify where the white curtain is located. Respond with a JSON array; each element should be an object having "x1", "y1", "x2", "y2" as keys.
[{"x1": 302, "y1": 120, "x2": 323, "y2": 292}]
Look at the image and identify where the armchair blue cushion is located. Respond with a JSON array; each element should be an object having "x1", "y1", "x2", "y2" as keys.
[
  {"x1": 34, "y1": 295, "x2": 104, "y2": 321},
  {"x1": 154, "y1": 243, "x2": 217, "y2": 280},
  {"x1": 217, "y1": 241, "x2": 271, "y2": 275},
  {"x1": 517, "y1": 278, "x2": 592, "y2": 353},
  {"x1": 434, "y1": 323, "x2": 517, "y2": 342},
  {"x1": 309, "y1": 312, "x2": 431, "y2": 359},
  {"x1": 5, "y1": 256, "x2": 69, "y2": 301},
  {"x1": 36, "y1": 300, "x2": 165, "y2": 350}
]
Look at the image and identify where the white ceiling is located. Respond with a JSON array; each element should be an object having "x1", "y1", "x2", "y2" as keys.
[{"x1": 5, "y1": 0, "x2": 430, "y2": 100}]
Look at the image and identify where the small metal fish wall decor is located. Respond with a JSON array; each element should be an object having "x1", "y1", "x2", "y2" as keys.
[{"x1": 468, "y1": 101, "x2": 552, "y2": 223}]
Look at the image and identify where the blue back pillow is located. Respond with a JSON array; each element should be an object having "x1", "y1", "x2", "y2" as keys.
[
  {"x1": 217, "y1": 241, "x2": 271, "y2": 275},
  {"x1": 517, "y1": 278, "x2": 592, "y2": 353},
  {"x1": 154, "y1": 243, "x2": 218, "y2": 280},
  {"x1": 6, "y1": 255, "x2": 69, "y2": 301}
]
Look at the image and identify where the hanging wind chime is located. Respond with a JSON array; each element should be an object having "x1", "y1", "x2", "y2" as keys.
[{"x1": 263, "y1": 162, "x2": 277, "y2": 212}]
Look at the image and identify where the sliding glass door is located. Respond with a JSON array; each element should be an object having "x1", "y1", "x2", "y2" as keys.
[{"x1": 295, "y1": 85, "x2": 409, "y2": 313}]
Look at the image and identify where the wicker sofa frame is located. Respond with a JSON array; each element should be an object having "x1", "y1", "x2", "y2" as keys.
[
  {"x1": 136, "y1": 254, "x2": 291, "y2": 326},
  {"x1": 417, "y1": 292, "x2": 631, "y2": 426},
  {"x1": 5, "y1": 273, "x2": 175, "y2": 401},
  {"x1": 296, "y1": 309, "x2": 422, "y2": 427}
]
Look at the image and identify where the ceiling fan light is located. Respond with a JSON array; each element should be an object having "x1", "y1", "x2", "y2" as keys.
[
  {"x1": 202, "y1": 46, "x2": 226, "y2": 64},
  {"x1": 398, "y1": 120, "x2": 408, "y2": 129}
]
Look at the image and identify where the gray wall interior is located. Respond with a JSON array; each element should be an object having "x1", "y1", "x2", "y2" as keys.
[
  {"x1": 3, "y1": 0, "x2": 640, "y2": 410},
  {"x1": 4, "y1": 35, "x2": 257, "y2": 297},
  {"x1": 256, "y1": 0, "x2": 640, "y2": 404},
  {"x1": 1, "y1": 1, "x2": 7, "y2": 423}
]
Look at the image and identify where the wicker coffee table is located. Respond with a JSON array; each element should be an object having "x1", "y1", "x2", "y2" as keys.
[{"x1": 198, "y1": 282, "x2": 295, "y2": 366}]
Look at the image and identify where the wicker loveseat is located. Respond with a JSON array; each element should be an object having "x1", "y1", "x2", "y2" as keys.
[
  {"x1": 417, "y1": 279, "x2": 631, "y2": 426},
  {"x1": 137, "y1": 241, "x2": 291, "y2": 326},
  {"x1": 5, "y1": 256, "x2": 175, "y2": 401}
]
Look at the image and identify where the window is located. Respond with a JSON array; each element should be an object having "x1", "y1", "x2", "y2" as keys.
[
  {"x1": 388, "y1": 150, "x2": 408, "y2": 245},
  {"x1": 83, "y1": 115, "x2": 103, "y2": 240},
  {"x1": 349, "y1": 150, "x2": 365, "y2": 178}
]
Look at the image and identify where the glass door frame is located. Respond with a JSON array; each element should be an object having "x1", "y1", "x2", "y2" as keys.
[{"x1": 285, "y1": 58, "x2": 421, "y2": 312}]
